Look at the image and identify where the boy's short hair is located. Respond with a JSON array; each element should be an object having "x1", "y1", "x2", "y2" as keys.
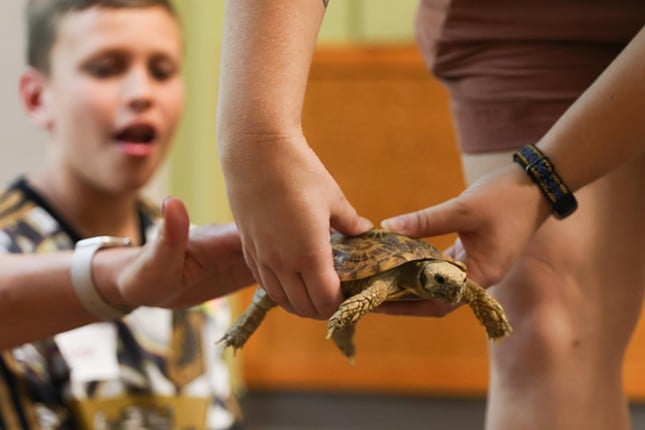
[{"x1": 26, "y1": 0, "x2": 179, "y2": 75}]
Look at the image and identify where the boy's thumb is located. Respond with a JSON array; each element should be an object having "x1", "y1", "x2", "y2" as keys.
[
  {"x1": 159, "y1": 196, "x2": 190, "y2": 248},
  {"x1": 116, "y1": 196, "x2": 191, "y2": 307}
]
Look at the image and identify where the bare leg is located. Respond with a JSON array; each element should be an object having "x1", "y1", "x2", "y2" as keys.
[{"x1": 462, "y1": 151, "x2": 645, "y2": 430}]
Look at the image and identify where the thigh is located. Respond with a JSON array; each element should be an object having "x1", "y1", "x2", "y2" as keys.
[{"x1": 466, "y1": 152, "x2": 644, "y2": 429}]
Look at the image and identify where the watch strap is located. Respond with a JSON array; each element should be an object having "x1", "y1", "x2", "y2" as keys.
[
  {"x1": 513, "y1": 144, "x2": 578, "y2": 219},
  {"x1": 71, "y1": 236, "x2": 133, "y2": 320}
]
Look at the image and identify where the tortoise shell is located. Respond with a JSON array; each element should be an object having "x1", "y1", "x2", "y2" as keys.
[{"x1": 331, "y1": 229, "x2": 448, "y2": 282}]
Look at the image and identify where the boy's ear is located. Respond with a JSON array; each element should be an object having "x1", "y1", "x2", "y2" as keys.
[{"x1": 19, "y1": 67, "x2": 53, "y2": 130}]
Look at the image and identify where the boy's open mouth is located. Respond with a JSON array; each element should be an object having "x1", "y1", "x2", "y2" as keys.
[
  {"x1": 115, "y1": 124, "x2": 157, "y2": 144},
  {"x1": 115, "y1": 124, "x2": 158, "y2": 156}
]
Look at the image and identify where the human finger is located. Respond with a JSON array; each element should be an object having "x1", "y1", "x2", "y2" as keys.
[
  {"x1": 118, "y1": 196, "x2": 190, "y2": 306},
  {"x1": 255, "y1": 263, "x2": 299, "y2": 314},
  {"x1": 380, "y1": 197, "x2": 475, "y2": 239},
  {"x1": 298, "y1": 254, "x2": 344, "y2": 319},
  {"x1": 159, "y1": 196, "x2": 190, "y2": 248},
  {"x1": 444, "y1": 237, "x2": 466, "y2": 261},
  {"x1": 271, "y1": 270, "x2": 319, "y2": 317},
  {"x1": 329, "y1": 196, "x2": 373, "y2": 236}
]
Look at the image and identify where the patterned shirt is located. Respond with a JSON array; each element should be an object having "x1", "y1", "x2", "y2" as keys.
[{"x1": 0, "y1": 178, "x2": 242, "y2": 430}]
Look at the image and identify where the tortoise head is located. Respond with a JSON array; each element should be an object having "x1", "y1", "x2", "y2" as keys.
[{"x1": 417, "y1": 260, "x2": 466, "y2": 304}]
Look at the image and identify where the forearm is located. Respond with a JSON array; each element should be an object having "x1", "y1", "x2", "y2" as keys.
[
  {"x1": 216, "y1": 0, "x2": 325, "y2": 149},
  {"x1": 537, "y1": 27, "x2": 645, "y2": 191},
  {"x1": 0, "y1": 249, "x2": 135, "y2": 349}
]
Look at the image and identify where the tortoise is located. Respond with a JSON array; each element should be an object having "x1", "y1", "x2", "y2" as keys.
[{"x1": 219, "y1": 228, "x2": 512, "y2": 363}]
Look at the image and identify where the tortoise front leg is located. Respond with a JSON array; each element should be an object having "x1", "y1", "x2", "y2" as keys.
[
  {"x1": 219, "y1": 287, "x2": 277, "y2": 352},
  {"x1": 326, "y1": 279, "x2": 389, "y2": 359},
  {"x1": 461, "y1": 280, "x2": 512, "y2": 339}
]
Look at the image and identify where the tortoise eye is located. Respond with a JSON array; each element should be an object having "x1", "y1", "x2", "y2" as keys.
[{"x1": 434, "y1": 274, "x2": 446, "y2": 284}]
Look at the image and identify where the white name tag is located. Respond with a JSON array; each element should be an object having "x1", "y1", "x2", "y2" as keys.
[{"x1": 55, "y1": 323, "x2": 120, "y2": 383}]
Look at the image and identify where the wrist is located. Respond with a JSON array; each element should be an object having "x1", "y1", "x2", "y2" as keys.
[
  {"x1": 218, "y1": 128, "x2": 306, "y2": 173},
  {"x1": 218, "y1": 122, "x2": 303, "y2": 151},
  {"x1": 509, "y1": 164, "x2": 552, "y2": 223},
  {"x1": 71, "y1": 237, "x2": 137, "y2": 320},
  {"x1": 92, "y1": 247, "x2": 139, "y2": 311},
  {"x1": 513, "y1": 144, "x2": 578, "y2": 219}
]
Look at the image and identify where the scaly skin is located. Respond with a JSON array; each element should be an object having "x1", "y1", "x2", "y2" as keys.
[
  {"x1": 326, "y1": 279, "x2": 390, "y2": 363},
  {"x1": 218, "y1": 288, "x2": 276, "y2": 351},
  {"x1": 462, "y1": 279, "x2": 512, "y2": 339}
]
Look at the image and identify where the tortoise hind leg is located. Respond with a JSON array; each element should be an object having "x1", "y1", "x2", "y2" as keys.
[
  {"x1": 461, "y1": 279, "x2": 512, "y2": 339},
  {"x1": 329, "y1": 322, "x2": 357, "y2": 365},
  {"x1": 218, "y1": 287, "x2": 277, "y2": 352}
]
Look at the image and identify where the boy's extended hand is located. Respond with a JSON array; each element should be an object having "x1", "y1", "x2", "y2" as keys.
[{"x1": 116, "y1": 196, "x2": 255, "y2": 308}]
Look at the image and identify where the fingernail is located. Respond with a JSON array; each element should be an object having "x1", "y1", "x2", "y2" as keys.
[
  {"x1": 161, "y1": 195, "x2": 171, "y2": 215},
  {"x1": 360, "y1": 217, "x2": 374, "y2": 230},
  {"x1": 380, "y1": 217, "x2": 401, "y2": 231},
  {"x1": 156, "y1": 219, "x2": 169, "y2": 242}
]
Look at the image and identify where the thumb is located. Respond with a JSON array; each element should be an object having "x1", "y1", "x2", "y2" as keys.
[
  {"x1": 330, "y1": 197, "x2": 373, "y2": 236},
  {"x1": 381, "y1": 197, "x2": 473, "y2": 238},
  {"x1": 159, "y1": 195, "x2": 190, "y2": 248},
  {"x1": 118, "y1": 196, "x2": 190, "y2": 306},
  {"x1": 143, "y1": 196, "x2": 190, "y2": 277}
]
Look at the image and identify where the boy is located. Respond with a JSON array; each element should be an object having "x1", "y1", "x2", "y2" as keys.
[{"x1": 0, "y1": 1, "x2": 247, "y2": 428}]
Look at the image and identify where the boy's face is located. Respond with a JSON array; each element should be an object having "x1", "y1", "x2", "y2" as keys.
[{"x1": 39, "y1": 6, "x2": 184, "y2": 193}]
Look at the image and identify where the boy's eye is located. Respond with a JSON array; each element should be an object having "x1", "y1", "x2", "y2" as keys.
[
  {"x1": 149, "y1": 57, "x2": 179, "y2": 81},
  {"x1": 84, "y1": 58, "x2": 125, "y2": 78}
]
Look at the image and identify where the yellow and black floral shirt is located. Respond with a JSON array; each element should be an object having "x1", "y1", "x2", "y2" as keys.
[{"x1": 0, "y1": 178, "x2": 241, "y2": 430}]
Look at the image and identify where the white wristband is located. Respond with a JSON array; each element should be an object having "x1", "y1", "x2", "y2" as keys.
[{"x1": 71, "y1": 236, "x2": 134, "y2": 320}]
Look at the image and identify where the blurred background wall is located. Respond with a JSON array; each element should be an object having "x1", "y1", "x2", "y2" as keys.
[{"x1": 0, "y1": 1, "x2": 46, "y2": 188}]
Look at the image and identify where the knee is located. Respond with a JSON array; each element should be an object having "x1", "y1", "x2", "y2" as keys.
[
  {"x1": 492, "y1": 305, "x2": 575, "y2": 371},
  {"x1": 488, "y1": 261, "x2": 598, "y2": 375}
]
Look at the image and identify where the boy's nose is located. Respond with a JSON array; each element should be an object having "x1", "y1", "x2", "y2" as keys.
[
  {"x1": 125, "y1": 67, "x2": 154, "y2": 112},
  {"x1": 129, "y1": 97, "x2": 152, "y2": 112}
]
